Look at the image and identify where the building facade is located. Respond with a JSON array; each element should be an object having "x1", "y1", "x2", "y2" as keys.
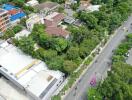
[
  {"x1": 26, "y1": 13, "x2": 44, "y2": 31},
  {"x1": 0, "y1": 8, "x2": 11, "y2": 35},
  {"x1": 0, "y1": 41, "x2": 65, "y2": 100},
  {"x1": 2, "y1": 4, "x2": 26, "y2": 21}
]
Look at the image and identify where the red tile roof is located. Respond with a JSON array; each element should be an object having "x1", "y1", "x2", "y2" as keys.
[
  {"x1": 8, "y1": 9, "x2": 22, "y2": 15},
  {"x1": 52, "y1": 13, "x2": 64, "y2": 24},
  {"x1": 44, "y1": 12, "x2": 64, "y2": 27},
  {"x1": 45, "y1": 26, "x2": 69, "y2": 38}
]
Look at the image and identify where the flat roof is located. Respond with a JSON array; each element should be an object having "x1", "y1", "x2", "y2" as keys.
[
  {"x1": 0, "y1": 42, "x2": 63, "y2": 98},
  {"x1": 27, "y1": 13, "x2": 43, "y2": 24},
  {"x1": 86, "y1": 5, "x2": 101, "y2": 12},
  {"x1": 15, "y1": 29, "x2": 31, "y2": 39},
  {"x1": 34, "y1": 2, "x2": 59, "y2": 10},
  {"x1": 45, "y1": 12, "x2": 59, "y2": 21}
]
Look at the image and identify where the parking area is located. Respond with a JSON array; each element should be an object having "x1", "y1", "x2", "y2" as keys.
[
  {"x1": 126, "y1": 48, "x2": 132, "y2": 65},
  {"x1": 0, "y1": 77, "x2": 32, "y2": 100}
]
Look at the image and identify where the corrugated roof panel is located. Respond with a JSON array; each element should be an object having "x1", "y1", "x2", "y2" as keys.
[{"x1": 10, "y1": 12, "x2": 26, "y2": 21}]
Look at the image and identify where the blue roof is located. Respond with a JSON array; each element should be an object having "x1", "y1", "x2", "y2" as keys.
[
  {"x1": 2, "y1": 4, "x2": 19, "y2": 10},
  {"x1": 10, "y1": 12, "x2": 26, "y2": 21}
]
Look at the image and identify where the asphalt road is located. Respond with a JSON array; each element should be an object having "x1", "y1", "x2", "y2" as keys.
[{"x1": 64, "y1": 15, "x2": 132, "y2": 100}]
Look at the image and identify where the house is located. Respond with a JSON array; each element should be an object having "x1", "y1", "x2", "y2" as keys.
[
  {"x1": 65, "y1": 0, "x2": 77, "y2": 8},
  {"x1": 26, "y1": 0, "x2": 39, "y2": 7},
  {"x1": 2, "y1": 4, "x2": 26, "y2": 21},
  {"x1": 0, "y1": 41, "x2": 65, "y2": 100},
  {"x1": 77, "y1": 0, "x2": 90, "y2": 11},
  {"x1": 14, "y1": 29, "x2": 31, "y2": 40},
  {"x1": 26, "y1": 13, "x2": 44, "y2": 31},
  {"x1": 0, "y1": 8, "x2": 11, "y2": 35},
  {"x1": 64, "y1": 16, "x2": 75, "y2": 24},
  {"x1": 86, "y1": 5, "x2": 101, "y2": 12},
  {"x1": 44, "y1": 12, "x2": 70, "y2": 39},
  {"x1": 45, "y1": 26, "x2": 70, "y2": 39},
  {"x1": 44, "y1": 12, "x2": 64, "y2": 27},
  {"x1": 34, "y1": 2, "x2": 59, "y2": 17},
  {"x1": 73, "y1": 19, "x2": 83, "y2": 26}
]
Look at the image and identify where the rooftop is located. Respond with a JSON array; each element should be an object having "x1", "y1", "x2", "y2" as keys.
[
  {"x1": 26, "y1": 0, "x2": 39, "y2": 6},
  {"x1": 15, "y1": 29, "x2": 31, "y2": 39},
  {"x1": 2, "y1": 4, "x2": 19, "y2": 11},
  {"x1": 27, "y1": 13, "x2": 43, "y2": 23},
  {"x1": 44, "y1": 12, "x2": 65, "y2": 27},
  {"x1": 0, "y1": 8, "x2": 8, "y2": 15},
  {"x1": 45, "y1": 26, "x2": 69, "y2": 38},
  {"x1": 34, "y1": 1, "x2": 59, "y2": 10},
  {"x1": 86, "y1": 5, "x2": 101, "y2": 12},
  {"x1": 0, "y1": 42, "x2": 63, "y2": 99},
  {"x1": 64, "y1": 16, "x2": 75, "y2": 24}
]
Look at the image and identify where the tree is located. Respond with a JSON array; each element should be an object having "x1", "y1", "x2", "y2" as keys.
[
  {"x1": 63, "y1": 60, "x2": 77, "y2": 74},
  {"x1": 69, "y1": 26, "x2": 89, "y2": 44},
  {"x1": 35, "y1": 48, "x2": 57, "y2": 61},
  {"x1": 79, "y1": 12, "x2": 98, "y2": 29},
  {"x1": 46, "y1": 56, "x2": 64, "y2": 71},
  {"x1": 51, "y1": 95, "x2": 61, "y2": 100},
  {"x1": 87, "y1": 88, "x2": 102, "y2": 100},
  {"x1": 109, "y1": 12, "x2": 121, "y2": 33},
  {"x1": 2, "y1": 29, "x2": 15, "y2": 39},
  {"x1": 14, "y1": 36, "x2": 35, "y2": 55},
  {"x1": 13, "y1": 25, "x2": 23, "y2": 33},
  {"x1": 66, "y1": 46, "x2": 80, "y2": 60},
  {"x1": 58, "y1": 6, "x2": 64, "y2": 13},
  {"x1": 51, "y1": 38, "x2": 68, "y2": 52},
  {"x1": 51, "y1": 0, "x2": 65, "y2": 4},
  {"x1": 91, "y1": 0, "x2": 102, "y2": 5},
  {"x1": 71, "y1": 3, "x2": 79, "y2": 11},
  {"x1": 79, "y1": 39, "x2": 98, "y2": 58},
  {"x1": 20, "y1": 18, "x2": 27, "y2": 26}
]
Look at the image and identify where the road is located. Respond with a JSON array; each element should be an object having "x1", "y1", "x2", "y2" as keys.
[{"x1": 64, "y1": 15, "x2": 132, "y2": 100}]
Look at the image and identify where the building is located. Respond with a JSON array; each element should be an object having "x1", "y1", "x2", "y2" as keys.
[
  {"x1": 44, "y1": 12, "x2": 70, "y2": 38},
  {"x1": 65, "y1": 0, "x2": 77, "y2": 8},
  {"x1": 45, "y1": 26, "x2": 70, "y2": 39},
  {"x1": 26, "y1": 13, "x2": 44, "y2": 31},
  {"x1": 86, "y1": 5, "x2": 101, "y2": 12},
  {"x1": 15, "y1": 29, "x2": 31, "y2": 40},
  {"x1": 0, "y1": 8, "x2": 11, "y2": 35},
  {"x1": 64, "y1": 16, "x2": 75, "y2": 24},
  {"x1": 26, "y1": 0, "x2": 39, "y2": 7},
  {"x1": 34, "y1": 2, "x2": 59, "y2": 17},
  {"x1": 0, "y1": 41, "x2": 65, "y2": 100},
  {"x1": 44, "y1": 12, "x2": 64, "y2": 27},
  {"x1": 2, "y1": 4, "x2": 26, "y2": 21}
]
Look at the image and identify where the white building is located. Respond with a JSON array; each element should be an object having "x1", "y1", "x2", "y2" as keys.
[
  {"x1": 15, "y1": 29, "x2": 31, "y2": 40},
  {"x1": 26, "y1": 13, "x2": 44, "y2": 31},
  {"x1": 26, "y1": 0, "x2": 39, "y2": 7},
  {"x1": 86, "y1": 5, "x2": 101, "y2": 12},
  {"x1": 0, "y1": 41, "x2": 65, "y2": 100}
]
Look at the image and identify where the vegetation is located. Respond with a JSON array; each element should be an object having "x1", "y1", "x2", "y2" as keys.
[
  {"x1": 77, "y1": 0, "x2": 132, "y2": 33},
  {"x1": 13, "y1": 0, "x2": 132, "y2": 75},
  {"x1": 1, "y1": 25, "x2": 22, "y2": 40},
  {"x1": 58, "y1": 6, "x2": 64, "y2": 13},
  {"x1": 87, "y1": 34, "x2": 132, "y2": 100},
  {"x1": 3, "y1": 1, "x2": 130, "y2": 99}
]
